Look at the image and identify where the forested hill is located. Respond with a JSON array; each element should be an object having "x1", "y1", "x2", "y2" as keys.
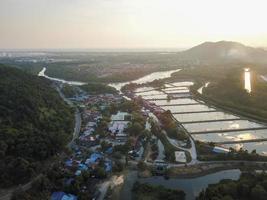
[{"x1": 0, "y1": 64, "x2": 74, "y2": 187}]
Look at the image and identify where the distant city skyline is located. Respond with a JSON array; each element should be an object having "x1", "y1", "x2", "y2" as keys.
[{"x1": 1, "y1": 0, "x2": 267, "y2": 49}]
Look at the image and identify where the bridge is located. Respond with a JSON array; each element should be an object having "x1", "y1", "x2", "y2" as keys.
[{"x1": 190, "y1": 127, "x2": 267, "y2": 134}]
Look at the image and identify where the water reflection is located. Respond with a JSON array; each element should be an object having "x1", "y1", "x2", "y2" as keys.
[
  {"x1": 109, "y1": 69, "x2": 181, "y2": 91},
  {"x1": 150, "y1": 98, "x2": 198, "y2": 106},
  {"x1": 193, "y1": 129, "x2": 267, "y2": 143},
  {"x1": 162, "y1": 104, "x2": 215, "y2": 113},
  {"x1": 185, "y1": 120, "x2": 264, "y2": 133},
  {"x1": 173, "y1": 111, "x2": 239, "y2": 123},
  {"x1": 139, "y1": 169, "x2": 241, "y2": 200},
  {"x1": 244, "y1": 68, "x2": 251, "y2": 93}
]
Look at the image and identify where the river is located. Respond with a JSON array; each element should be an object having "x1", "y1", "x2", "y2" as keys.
[
  {"x1": 139, "y1": 169, "x2": 241, "y2": 200},
  {"x1": 121, "y1": 169, "x2": 241, "y2": 200},
  {"x1": 108, "y1": 69, "x2": 181, "y2": 91},
  {"x1": 38, "y1": 67, "x2": 86, "y2": 86},
  {"x1": 38, "y1": 67, "x2": 180, "y2": 89}
]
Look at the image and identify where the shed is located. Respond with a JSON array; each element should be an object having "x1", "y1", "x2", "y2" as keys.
[{"x1": 175, "y1": 151, "x2": 187, "y2": 163}]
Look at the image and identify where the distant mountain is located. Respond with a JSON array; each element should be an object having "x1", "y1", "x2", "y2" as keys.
[
  {"x1": 0, "y1": 65, "x2": 74, "y2": 187},
  {"x1": 180, "y1": 41, "x2": 267, "y2": 64}
]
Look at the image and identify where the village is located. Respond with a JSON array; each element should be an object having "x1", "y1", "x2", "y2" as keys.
[
  {"x1": 50, "y1": 79, "x2": 202, "y2": 200},
  {"x1": 50, "y1": 77, "x2": 267, "y2": 200}
]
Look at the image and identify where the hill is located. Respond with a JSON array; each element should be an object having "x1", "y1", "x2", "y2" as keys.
[
  {"x1": 0, "y1": 64, "x2": 74, "y2": 187},
  {"x1": 181, "y1": 41, "x2": 267, "y2": 64}
]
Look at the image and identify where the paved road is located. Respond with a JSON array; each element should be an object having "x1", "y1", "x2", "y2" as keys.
[{"x1": 68, "y1": 110, "x2": 81, "y2": 148}]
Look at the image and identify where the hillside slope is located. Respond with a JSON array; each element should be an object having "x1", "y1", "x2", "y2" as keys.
[
  {"x1": 0, "y1": 64, "x2": 74, "y2": 187},
  {"x1": 181, "y1": 41, "x2": 267, "y2": 64}
]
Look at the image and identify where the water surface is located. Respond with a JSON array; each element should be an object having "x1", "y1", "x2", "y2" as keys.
[
  {"x1": 223, "y1": 141, "x2": 267, "y2": 155},
  {"x1": 109, "y1": 69, "x2": 181, "y2": 91},
  {"x1": 185, "y1": 120, "x2": 264, "y2": 133},
  {"x1": 168, "y1": 81, "x2": 194, "y2": 87},
  {"x1": 38, "y1": 67, "x2": 86, "y2": 85},
  {"x1": 162, "y1": 104, "x2": 215, "y2": 113},
  {"x1": 150, "y1": 98, "x2": 198, "y2": 106},
  {"x1": 162, "y1": 86, "x2": 188, "y2": 91},
  {"x1": 192, "y1": 129, "x2": 267, "y2": 143},
  {"x1": 137, "y1": 90, "x2": 166, "y2": 96},
  {"x1": 139, "y1": 169, "x2": 241, "y2": 200},
  {"x1": 142, "y1": 94, "x2": 168, "y2": 99},
  {"x1": 164, "y1": 89, "x2": 190, "y2": 94},
  {"x1": 173, "y1": 112, "x2": 239, "y2": 123}
]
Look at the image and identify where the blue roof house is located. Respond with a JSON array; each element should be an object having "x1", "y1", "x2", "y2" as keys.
[
  {"x1": 104, "y1": 160, "x2": 112, "y2": 172},
  {"x1": 85, "y1": 152, "x2": 103, "y2": 166},
  {"x1": 51, "y1": 192, "x2": 77, "y2": 200}
]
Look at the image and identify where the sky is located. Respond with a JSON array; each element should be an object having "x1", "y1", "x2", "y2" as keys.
[{"x1": 1, "y1": 0, "x2": 267, "y2": 49}]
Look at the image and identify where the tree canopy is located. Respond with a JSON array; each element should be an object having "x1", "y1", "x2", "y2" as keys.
[{"x1": 0, "y1": 64, "x2": 74, "y2": 187}]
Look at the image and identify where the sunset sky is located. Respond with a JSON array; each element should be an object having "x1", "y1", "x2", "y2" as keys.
[{"x1": 1, "y1": 0, "x2": 267, "y2": 49}]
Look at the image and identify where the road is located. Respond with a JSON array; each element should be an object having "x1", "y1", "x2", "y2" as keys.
[
  {"x1": 0, "y1": 174, "x2": 43, "y2": 200},
  {"x1": 97, "y1": 175, "x2": 124, "y2": 200},
  {"x1": 55, "y1": 84, "x2": 81, "y2": 148},
  {"x1": 68, "y1": 110, "x2": 81, "y2": 148},
  {"x1": 162, "y1": 130, "x2": 197, "y2": 164}
]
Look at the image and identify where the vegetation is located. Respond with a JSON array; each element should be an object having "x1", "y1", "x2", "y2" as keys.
[
  {"x1": 0, "y1": 65, "x2": 74, "y2": 187},
  {"x1": 200, "y1": 68, "x2": 267, "y2": 122},
  {"x1": 126, "y1": 111, "x2": 146, "y2": 137},
  {"x1": 80, "y1": 83, "x2": 118, "y2": 94},
  {"x1": 11, "y1": 162, "x2": 99, "y2": 200},
  {"x1": 197, "y1": 172, "x2": 267, "y2": 200},
  {"x1": 196, "y1": 141, "x2": 267, "y2": 162},
  {"x1": 132, "y1": 182, "x2": 185, "y2": 200},
  {"x1": 150, "y1": 120, "x2": 190, "y2": 162},
  {"x1": 61, "y1": 84, "x2": 78, "y2": 98},
  {"x1": 32, "y1": 53, "x2": 180, "y2": 83},
  {"x1": 158, "y1": 111, "x2": 188, "y2": 141}
]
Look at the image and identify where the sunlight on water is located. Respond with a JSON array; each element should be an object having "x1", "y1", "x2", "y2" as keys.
[
  {"x1": 244, "y1": 68, "x2": 251, "y2": 93},
  {"x1": 109, "y1": 69, "x2": 181, "y2": 91}
]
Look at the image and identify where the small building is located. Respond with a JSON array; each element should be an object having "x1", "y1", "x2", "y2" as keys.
[
  {"x1": 108, "y1": 121, "x2": 129, "y2": 134},
  {"x1": 86, "y1": 121, "x2": 97, "y2": 128},
  {"x1": 104, "y1": 160, "x2": 113, "y2": 172},
  {"x1": 175, "y1": 151, "x2": 187, "y2": 163},
  {"x1": 51, "y1": 192, "x2": 77, "y2": 200},
  {"x1": 111, "y1": 111, "x2": 130, "y2": 121},
  {"x1": 85, "y1": 152, "x2": 103, "y2": 166}
]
